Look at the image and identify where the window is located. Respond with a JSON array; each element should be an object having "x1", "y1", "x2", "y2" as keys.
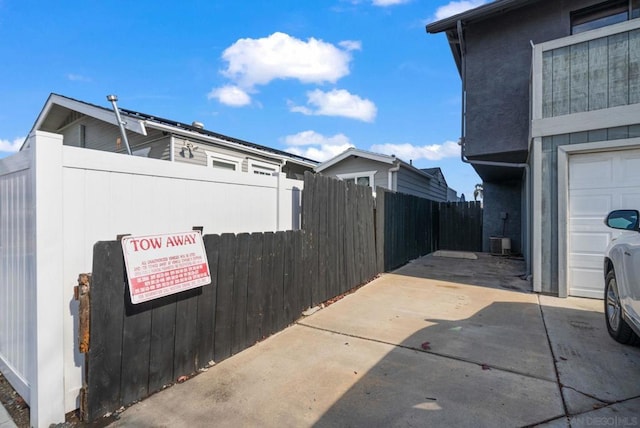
[
  {"x1": 571, "y1": 0, "x2": 638, "y2": 34},
  {"x1": 205, "y1": 151, "x2": 241, "y2": 172},
  {"x1": 336, "y1": 171, "x2": 377, "y2": 188},
  {"x1": 248, "y1": 159, "x2": 280, "y2": 176}
]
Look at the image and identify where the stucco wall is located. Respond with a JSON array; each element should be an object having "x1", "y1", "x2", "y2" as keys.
[
  {"x1": 482, "y1": 180, "x2": 522, "y2": 255},
  {"x1": 463, "y1": 0, "x2": 606, "y2": 160}
]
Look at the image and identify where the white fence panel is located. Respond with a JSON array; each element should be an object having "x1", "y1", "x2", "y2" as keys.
[
  {"x1": 60, "y1": 144, "x2": 304, "y2": 413},
  {"x1": 0, "y1": 149, "x2": 35, "y2": 405},
  {"x1": 1, "y1": 131, "x2": 305, "y2": 428}
]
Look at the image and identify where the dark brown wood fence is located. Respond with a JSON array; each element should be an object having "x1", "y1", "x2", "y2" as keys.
[
  {"x1": 302, "y1": 172, "x2": 378, "y2": 305},
  {"x1": 376, "y1": 188, "x2": 439, "y2": 271},
  {"x1": 438, "y1": 201, "x2": 483, "y2": 252},
  {"x1": 83, "y1": 172, "x2": 378, "y2": 421}
]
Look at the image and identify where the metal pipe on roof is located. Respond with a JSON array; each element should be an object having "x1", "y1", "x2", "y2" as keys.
[{"x1": 106, "y1": 95, "x2": 133, "y2": 155}]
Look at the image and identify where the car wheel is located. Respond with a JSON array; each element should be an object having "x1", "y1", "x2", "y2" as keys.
[{"x1": 604, "y1": 269, "x2": 639, "y2": 345}]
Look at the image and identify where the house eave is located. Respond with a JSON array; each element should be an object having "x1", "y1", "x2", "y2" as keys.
[
  {"x1": 315, "y1": 148, "x2": 395, "y2": 172},
  {"x1": 426, "y1": 0, "x2": 538, "y2": 34},
  {"x1": 31, "y1": 93, "x2": 148, "y2": 138}
]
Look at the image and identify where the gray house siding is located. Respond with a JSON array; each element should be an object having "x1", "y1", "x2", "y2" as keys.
[
  {"x1": 61, "y1": 120, "x2": 293, "y2": 177},
  {"x1": 542, "y1": 30, "x2": 640, "y2": 117},
  {"x1": 430, "y1": 0, "x2": 640, "y2": 296},
  {"x1": 319, "y1": 156, "x2": 452, "y2": 202},
  {"x1": 463, "y1": 0, "x2": 606, "y2": 161},
  {"x1": 319, "y1": 157, "x2": 389, "y2": 190},
  {"x1": 450, "y1": 0, "x2": 636, "y2": 279},
  {"x1": 396, "y1": 167, "x2": 445, "y2": 201},
  {"x1": 539, "y1": 126, "x2": 640, "y2": 294},
  {"x1": 58, "y1": 116, "x2": 165, "y2": 153}
]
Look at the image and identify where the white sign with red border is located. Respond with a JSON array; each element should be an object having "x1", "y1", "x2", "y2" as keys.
[{"x1": 121, "y1": 231, "x2": 211, "y2": 304}]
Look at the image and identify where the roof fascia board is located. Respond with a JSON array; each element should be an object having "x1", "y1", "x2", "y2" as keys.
[
  {"x1": 33, "y1": 94, "x2": 147, "y2": 136},
  {"x1": 426, "y1": 0, "x2": 536, "y2": 33},
  {"x1": 315, "y1": 148, "x2": 395, "y2": 172}
]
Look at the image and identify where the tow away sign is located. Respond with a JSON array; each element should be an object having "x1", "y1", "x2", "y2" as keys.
[{"x1": 121, "y1": 231, "x2": 211, "y2": 304}]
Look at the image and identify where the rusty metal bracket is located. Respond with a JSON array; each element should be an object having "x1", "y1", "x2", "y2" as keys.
[{"x1": 75, "y1": 273, "x2": 91, "y2": 354}]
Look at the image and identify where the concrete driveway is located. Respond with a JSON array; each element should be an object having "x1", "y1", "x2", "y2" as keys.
[{"x1": 111, "y1": 252, "x2": 640, "y2": 427}]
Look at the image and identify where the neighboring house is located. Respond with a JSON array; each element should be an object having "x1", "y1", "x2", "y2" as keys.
[
  {"x1": 26, "y1": 93, "x2": 317, "y2": 178},
  {"x1": 315, "y1": 148, "x2": 458, "y2": 202},
  {"x1": 427, "y1": 0, "x2": 640, "y2": 298}
]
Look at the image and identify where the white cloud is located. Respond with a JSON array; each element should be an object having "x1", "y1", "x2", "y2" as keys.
[
  {"x1": 67, "y1": 73, "x2": 91, "y2": 82},
  {"x1": 434, "y1": 0, "x2": 489, "y2": 21},
  {"x1": 0, "y1": 137, "x2": 24, "y2": 152},
  {"x1": 283, "y1": 130, "x2": 354, "y2": 162},
  {"x1": 0, "y1": 136, "x2": 24, "y2": 153},
  {"x1": 207, "y1": 85, "x2": 251, "y2": 107},
  {"x1": 220, "y1": 32, "x2": 355, "y2": 89},
  {"x1": 370, "y1": 141, "x2": 460, "y2": 161},
  {"x1": 289, "y1": 89, "x2": 377, "y2": 122},
  {"x1": 338, "y1": 40, "x2": 362, "y2": 51},
  {"x1": 372, "y1": 0, "x2": 410, "y2": 6}
]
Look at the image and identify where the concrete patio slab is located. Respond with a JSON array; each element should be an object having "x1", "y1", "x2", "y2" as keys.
[
  {"x1": 300, "y1": 272, "x2": 556, "y2": 381},
  {"x1": 111, "y1": 324, "x2": 563, "y2": 428},
  {"x1": 540, "y1": 295, "x2": 640, "y2": 406}
]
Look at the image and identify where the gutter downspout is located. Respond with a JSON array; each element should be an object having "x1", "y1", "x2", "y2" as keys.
[
  {"x1": 107, "y1": 95, "x2": 133, "y2": 155},
  {"x1": 456, "y1": 20, "x2": 531, "y2": 278},
  {"x1": 388, "y1": 160, "x2": 400, "y2": 191}
]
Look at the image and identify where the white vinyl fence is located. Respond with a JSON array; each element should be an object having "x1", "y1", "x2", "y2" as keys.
[{"x1": 0, "y1": 131, "x2": 303, "y2": 427}]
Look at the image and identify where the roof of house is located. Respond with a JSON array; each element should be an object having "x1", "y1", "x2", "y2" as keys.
[
  {"x1": 29, "y1": 93, "x2": 318, "y2": 167},
  {"x1": 315, "y1": 147, "x2": 436, "y2": 180},
  {"x1": 426, "y1": 0, "x2": 538, "y2": 33},
  {"x1": 421, "y1": 167, "x2": 448, "y2": 187}
]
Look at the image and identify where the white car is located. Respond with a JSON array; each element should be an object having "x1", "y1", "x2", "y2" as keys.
[{"x1": 603, "y1": 209, "x2": 640, "y2": 345}]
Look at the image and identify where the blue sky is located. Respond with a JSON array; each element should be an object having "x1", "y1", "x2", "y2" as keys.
[{"x1": 0, "y1": 0, "x2": 488, "y2": 199}]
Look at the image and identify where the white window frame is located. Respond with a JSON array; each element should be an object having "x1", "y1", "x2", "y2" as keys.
[
  {"x1": 248, "y1": 159, "x2": 280, "y2": 176},
  {"x1": 205, "y1": 150, "x2": 241, "y2": 172},
  {"x1": 336, "y1": 170, "x2": 377, "y2": 188}
]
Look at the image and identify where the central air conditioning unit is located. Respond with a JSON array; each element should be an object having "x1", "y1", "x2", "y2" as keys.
[{"x1": 490, "y1": 237, "x2": 511, "y2": 256}]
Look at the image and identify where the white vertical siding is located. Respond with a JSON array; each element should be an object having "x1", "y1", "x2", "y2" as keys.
[
  {"x1": 540, "y1": 21, "x2": 640, "y2": 119},
  {"x1": 0, "y1": 150, "x2": 34, "y2": 403}
]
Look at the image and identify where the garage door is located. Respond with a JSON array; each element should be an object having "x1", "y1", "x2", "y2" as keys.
[{"x1": 568, "y1": 149, "x2": 640, "y2": 298}]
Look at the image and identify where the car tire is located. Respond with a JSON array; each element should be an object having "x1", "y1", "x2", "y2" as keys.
[{"x1": 604, "y1": 269, "x2": 639, "y2": 345}]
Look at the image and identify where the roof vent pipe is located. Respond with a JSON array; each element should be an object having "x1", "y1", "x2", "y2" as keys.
[
  {"x1": 192, "y1": 121, "x2": 204, "y2": 129},
  {"x1": 106, "y1": 95, "x2": 133, "y2": 155}
]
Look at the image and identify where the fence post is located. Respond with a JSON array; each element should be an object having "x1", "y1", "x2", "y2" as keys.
[{"x1": 30, "y1": 131, "x2": 66, "y2": 427}]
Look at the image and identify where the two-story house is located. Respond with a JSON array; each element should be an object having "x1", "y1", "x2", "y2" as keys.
[{"x1": 428, "y1": 0, "x2": 640, "y2": 298}]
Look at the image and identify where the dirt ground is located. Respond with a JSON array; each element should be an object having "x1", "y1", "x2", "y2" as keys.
[
  {"x1": 0, "y1": 373, "x2": 96, "y2": 428},
  {"x1": 0, "y1": 372, "x2": 29, "y2": 428}
]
